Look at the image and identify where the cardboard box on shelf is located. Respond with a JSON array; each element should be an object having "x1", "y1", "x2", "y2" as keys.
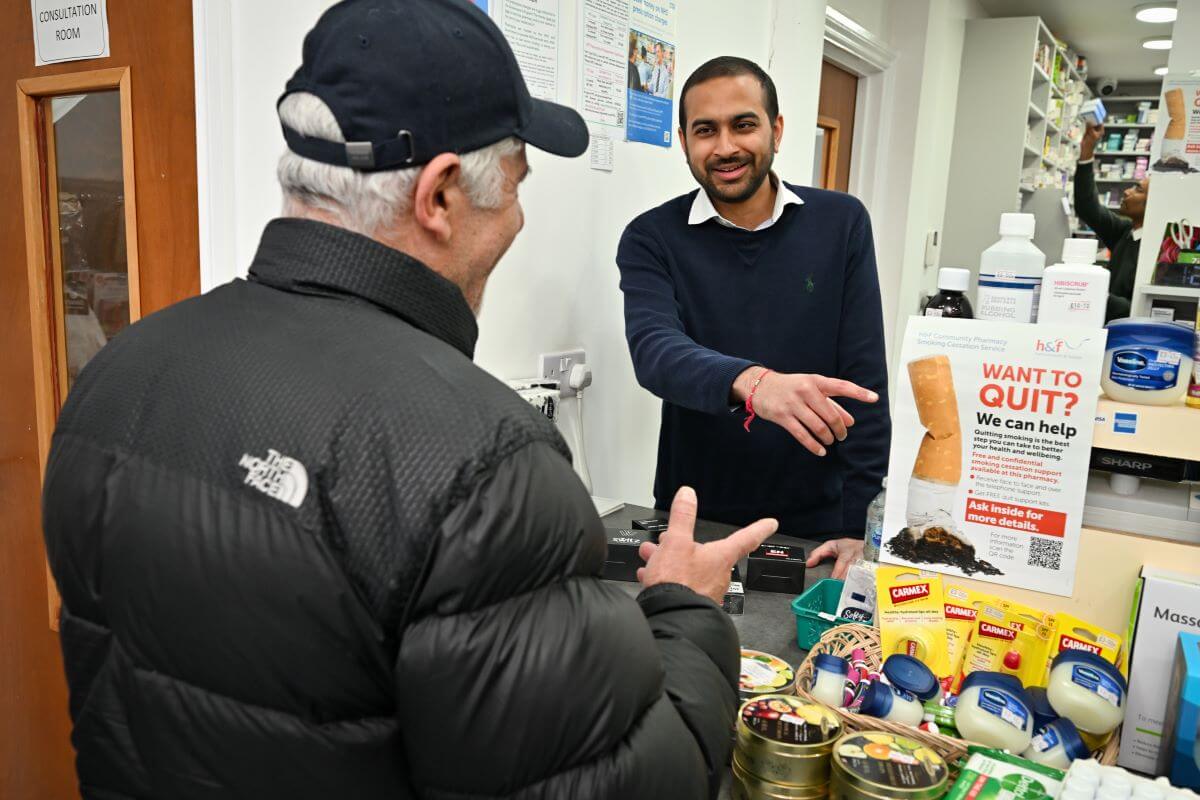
[{"x1": 1118, "y1": 566, "x2": 1200, "y2": 773}]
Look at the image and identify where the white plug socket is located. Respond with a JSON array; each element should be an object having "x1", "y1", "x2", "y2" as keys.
[{"x1": 539, "y1": 349, "x2": 586, "y2": 397}]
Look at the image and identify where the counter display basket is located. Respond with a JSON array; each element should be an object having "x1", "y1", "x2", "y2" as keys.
[{"x1": 794, "y1": 624, "x2": 1120, "y2": 776}]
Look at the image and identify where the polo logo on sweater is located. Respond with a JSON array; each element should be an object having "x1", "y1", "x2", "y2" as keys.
[
  {"x1": 805, "y1": 274, "x2": 815, "y2": 293},
  {"x1": 238, "y1": 449, "x2": 308, "y2": 508}
]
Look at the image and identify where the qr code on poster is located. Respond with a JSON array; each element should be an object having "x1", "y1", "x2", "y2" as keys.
[{"x1": 1027, "y1": 537, "x2": 1062, "y2": 570}]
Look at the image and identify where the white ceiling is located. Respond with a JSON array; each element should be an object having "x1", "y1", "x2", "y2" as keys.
[{"x1": 975, "y1": 0, "x2": 1175, "y2": 81}]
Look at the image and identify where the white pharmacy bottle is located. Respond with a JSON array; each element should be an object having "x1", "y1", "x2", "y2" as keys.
[
  {"x1": 977, "y1": 213, "x2": 1046, "y2": 323},
  {"x1": 1038, "y1": 237, "x2": 1111, "y2": 328}
]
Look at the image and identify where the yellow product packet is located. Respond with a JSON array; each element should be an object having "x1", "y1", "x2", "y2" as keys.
[
  {"x1": 1050, "y1": 613, "x2": 1124, "y2": 673},
  {"x1": 876, "y1": 566, "x2": 950, "y2": 678},
  {"x1": 942, "y1": 583, "x2": 997, "y2": 685},
  {"x1": 956, "y1": 602, "x2": 1055, "y2": 690}
]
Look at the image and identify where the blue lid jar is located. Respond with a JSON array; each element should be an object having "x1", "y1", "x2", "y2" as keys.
[
  {"x1": 813, "y1": 654, "x2": 850, "y2": 675},
  {"x1": 1035, "y1": 717, "x2": 1090, "y2": 763},
  {"x1": 858, "y1": 681, "x2": 896, "y2": 718},
  {"x1": 961, "y1": 670, "x2": 1027, "y2": 697},
  {"x1": 1050, "y1": 650, "x2": 1128, "y2": 694},
  {"x1": 882, "y1": 654, "x2": 939, "y2": 701},
  {"x1": 1106, "y1": 318, "x2": 1195, "y2": 354},
  {"x1": 1026, "y1": 686, "x2": 1059, "y2": 731}
]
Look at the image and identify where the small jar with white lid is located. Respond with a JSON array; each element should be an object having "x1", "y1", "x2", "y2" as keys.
[
  {"x1": 858, "y1": 681, "x2": 924, "y2": 727},
  {"x1": 1023, "y1": 717, "x2": 1090, "y2": 770},
  {"x1": 810, "y1": 654, "x2": 850, "y2": 708},
  {"x1": 1046, "y1": 650, "x2": 1128, "y2": 737},
  {"x1": 955, "y1": 671, "x2": 1035, "y2": 752}
]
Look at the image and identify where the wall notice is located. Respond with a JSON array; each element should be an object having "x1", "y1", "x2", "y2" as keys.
[
  {"x1": 1149, "y1": 76, "x2": 1200, "y2": 175},
  {"x1": 500, "y1": 0, "x2": 561, "y2": 102},
  {"x1": 579, "y1": 0, "x2": 630, "y2": 128},
  {"x1": 31, "y1": 0, "x2": 109, "y2": 66},
  {"x1": 880, "y1": 317, "x2": 1104, "y2": 596}
]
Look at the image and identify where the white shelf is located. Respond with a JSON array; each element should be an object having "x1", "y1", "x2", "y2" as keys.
[
  {"x1": 1102, "y1": 96, "x2": 1159, "y2": 102},
  {"x1": 1051, "y1": 83, "x2": 1064, "y2": 99},
  {"x1": 1105, "y1": 123, "x2": 1155, "y2": 129},
  {"x1": 1047, "y1": 119, "x2": 1060, "y2": 134},
  {"x1": 1033, "y1": 62, "x2": 1051, "y2": 83},
  {"x1": 1024, "y1": 144, "x2": 1042, "y2": 158},
  {"x1": 1138, "y1": 285, "x2": 1200, "y2": 299},
  {"x1": 1096, "y1": 177, "x2": 1136, "y2": 183},
  {"x1": 1019, "y1": 184, "x2": 1036, "y2": 193},
  {"x1": 1029, "y1": 102, "x2": 1045, "y2": 120},
  {"x1": 1095, "y1": 150, "x2": 1151, "y2": 157}
]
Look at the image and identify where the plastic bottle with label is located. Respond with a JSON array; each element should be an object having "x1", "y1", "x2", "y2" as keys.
[
  {"x1": 862, "y1": 478, "x2": 887, "y2": 562},
  {"x1": 1038, "y1": 238, "x2": 1110, "y2": 328},
  {"x1": 977, "y1": 213, "x2": 1046, "y2": 323},
  {"x1": 923, "y1": 267, "x2": 974, "y2": 318}
]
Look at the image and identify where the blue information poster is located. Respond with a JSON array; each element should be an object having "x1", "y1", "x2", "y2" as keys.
[
  {"x1": 625, "y1": 28, "x2": 675, "y2": 147},
  {"x1": 472, "y1": 0, "x2": 490, "y2": 13}
]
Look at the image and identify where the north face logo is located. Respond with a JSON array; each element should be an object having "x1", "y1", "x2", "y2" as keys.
[{"x1": 239, "y1": 449, "x2": 308, "y2": 508}]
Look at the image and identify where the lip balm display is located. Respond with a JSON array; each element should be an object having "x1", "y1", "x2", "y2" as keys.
[
  {"x1": 1047, "y1": 650, "x2": 1128, "y2": 737},
  {"x1": 810, "y1": 654, "x2": 851, "y2": 709},
  {"x1": 955, "y1": 671, "x2": 1035, "y2": 753}
]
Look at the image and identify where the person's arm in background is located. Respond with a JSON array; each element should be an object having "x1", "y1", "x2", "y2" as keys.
[
  {"x1": 618, "y1": 219, "x2": 880, "y2": 457},
  {"x1": 617, "y1": 220, "x2": 760, "y2": 415},
  {"x1": 1075, "y1": 124, "x2": 1135, "y2": 319},
  {"x1": 804, "y1": 203, "x2": 891, "y2": 578},
  {"x1": 1075, "y1": 125, "x2": 1133, "y2": 250},
  {"x1": 832, "y1": 204, "x2": 890, "y2": 538}
]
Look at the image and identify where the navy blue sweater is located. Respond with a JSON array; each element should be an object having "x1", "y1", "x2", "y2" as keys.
[{"x1": 616, "y1": 183, "x2": 891, "y2": 540}]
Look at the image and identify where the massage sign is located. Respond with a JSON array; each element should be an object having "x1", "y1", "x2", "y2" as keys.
[{"x1": 881, "y1": 318, "x2": 1105, "y2": 596}]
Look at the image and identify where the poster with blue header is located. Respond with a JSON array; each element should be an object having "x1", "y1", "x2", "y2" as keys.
[{"x1": 626, "y1": 0, "x2": 676, "y2": 147}]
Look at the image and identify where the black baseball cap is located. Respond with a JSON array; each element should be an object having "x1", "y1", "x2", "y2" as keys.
[{"x1": 279, "y1": 0, "x2": 588, "y2": 171}]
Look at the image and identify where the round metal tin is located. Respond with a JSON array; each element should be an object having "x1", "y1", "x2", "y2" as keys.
[
  {"x1": 829, "y1": 732, "x2": 948, "y2": 800},
  {"x1": 740, "y1": 649, "x2": 797, "y2": 698},
  {"x1": 736, "y1": 695, "x2": 842, "y2": 788}
]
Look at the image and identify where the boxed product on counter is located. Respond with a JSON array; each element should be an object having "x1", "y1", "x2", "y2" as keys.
[
  {"x1": 1119, "y1": 566, "x2": 1200, "y2": 773},
  {"x1": 944, "y1": 747, "x2": 1065, "y2": 800},
  {"x1": 1158, "y1": 632, "x2": 1200, "y2": 789}
]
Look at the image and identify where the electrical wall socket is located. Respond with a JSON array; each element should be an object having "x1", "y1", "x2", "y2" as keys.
[{"x1": 539, "y1": 349, "x2": 586, "y2": 397}]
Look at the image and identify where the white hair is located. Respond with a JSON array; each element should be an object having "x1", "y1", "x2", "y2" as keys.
[{"x1": 277, "y1": 92, "x2": 522, "y2": 235}]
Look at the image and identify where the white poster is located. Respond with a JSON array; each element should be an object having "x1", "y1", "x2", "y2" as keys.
[
  {"x1": 880, "y1": 317, "x2": 1104, "y2": 597},
  {"x1": 588, "y1": 126, "x2": 615, "y2": 171},
  {"x1": 500, "y1": 0, "x2": 562, "y2": 102},
  {"x1": 31, "y1": 0, "x2": 109, "y2": 66},
  {"x1": 625, "y1": 0, "x2": 677, "y2": 148},
  {"x1": 1150, "y1": 76, "x2": 1200, "y2": 175},
  {"x1": 579, "y1": 0, "x2": 630, "y2": 128}
]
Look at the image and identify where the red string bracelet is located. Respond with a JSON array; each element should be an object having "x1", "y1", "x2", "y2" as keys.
[{"x1": 743, "y1": 368, "x2": 772, "y2": 431}]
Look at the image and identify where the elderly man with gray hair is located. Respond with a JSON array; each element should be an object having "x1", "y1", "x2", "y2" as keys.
[{"x1": 41, "y1": 1, "x2": 778, "y2": 798}]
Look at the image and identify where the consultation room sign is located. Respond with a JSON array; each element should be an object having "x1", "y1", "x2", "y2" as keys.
[{"x1": 31, "y1": 1, "x2": 110, "y2": 66}]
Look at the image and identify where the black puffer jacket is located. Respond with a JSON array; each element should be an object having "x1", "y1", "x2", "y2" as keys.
[{"x1": 43, "y1": 219, "x2": 741, "y2": 799}]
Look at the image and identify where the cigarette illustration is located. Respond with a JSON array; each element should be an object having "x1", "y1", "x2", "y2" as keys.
[
  {"x1": 1154, "y1": 87, "x2": 1197, "y2": 173},
  {"x1": 886, "y1": 354, "x2": 1002, "y2": 576}
]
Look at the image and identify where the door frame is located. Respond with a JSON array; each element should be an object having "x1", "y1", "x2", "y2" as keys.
[
  {"x1": 822, "y1": 8, "x2": 896, "y2": 217},
  {"x1": 14, "y1": 66, "x2": 142, "y2": 626}
]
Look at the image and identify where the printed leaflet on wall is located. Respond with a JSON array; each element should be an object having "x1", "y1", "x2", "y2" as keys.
[
  {"x1": 880, "y1": 317, "x2": 1104, "y2": 596},
  {"x1": 1150, "y1": 76, "x2": 1200, "y2": 175},
  {"x1": 626, "y1": 0, "x2": 677, "y2": 147}
]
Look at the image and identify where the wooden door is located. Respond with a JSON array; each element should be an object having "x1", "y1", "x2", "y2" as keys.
[
  {"x1": 817, "y1": 60, "x2": 859, "y2": 191},
  {"x1": 0, "y1": 1, "x2": 200, "y2": 796}
]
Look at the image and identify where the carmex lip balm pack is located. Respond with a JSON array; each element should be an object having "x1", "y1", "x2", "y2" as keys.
[{"x1": 876, "y1": 567, "x2": 950, "y2": 679}]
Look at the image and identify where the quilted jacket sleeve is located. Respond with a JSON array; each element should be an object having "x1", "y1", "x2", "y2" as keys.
[{"x1": 393, "y1": 440, "x2": 739, "y2": 799}]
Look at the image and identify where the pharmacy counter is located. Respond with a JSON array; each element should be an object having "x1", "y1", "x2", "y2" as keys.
[{"x1": 601, "y1": 504, "x2": 833, "y2": 800}]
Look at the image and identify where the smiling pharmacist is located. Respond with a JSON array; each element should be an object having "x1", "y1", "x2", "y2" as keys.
[{"x1": 616, "y1": 57, "x2": 891, "y2": 576}]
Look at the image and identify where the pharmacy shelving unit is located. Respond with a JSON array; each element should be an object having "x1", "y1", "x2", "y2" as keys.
[{"x1": 943, "y1": 16, "x2": 1092, "y2": 282}]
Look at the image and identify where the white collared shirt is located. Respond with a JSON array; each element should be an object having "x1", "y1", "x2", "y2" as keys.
[{"x1": 687, "y1": 173, "x2": 804, "y2": 232}]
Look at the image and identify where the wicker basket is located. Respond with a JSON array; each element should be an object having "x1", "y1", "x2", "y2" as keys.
[{"x1": 794, "y1": 623, "x2": 1121, "y2": 775}]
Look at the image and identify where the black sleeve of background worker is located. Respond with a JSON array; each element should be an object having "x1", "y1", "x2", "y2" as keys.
[
  {"x1": 832, "y1": 205, "x2": 891, "y2": 537},
  {"x1": 1074, "y1": 161, "x2": 1132, "y2": 253},
  {"x1": 394, "y1": 440, "x2": 733, "y2": 800}
]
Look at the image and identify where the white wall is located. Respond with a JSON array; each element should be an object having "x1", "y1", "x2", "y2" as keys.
[
  {"x1": 827, "y1": 0, "x2": 889, "y2": 40},
  {"x1": 194, "y1": 0, "x2": 827, "y2": 507}
]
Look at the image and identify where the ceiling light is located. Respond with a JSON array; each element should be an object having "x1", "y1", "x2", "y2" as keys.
[
  {"x1": 1134, "y1": 3, "x2": 1178, "y2": 23},
  {"x1": 1141, "y1": 36, "x2": 1173, "y2": 49},
  {"x1": 1154, "y1": 66, "x2": 1169, "y2": 76}
]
